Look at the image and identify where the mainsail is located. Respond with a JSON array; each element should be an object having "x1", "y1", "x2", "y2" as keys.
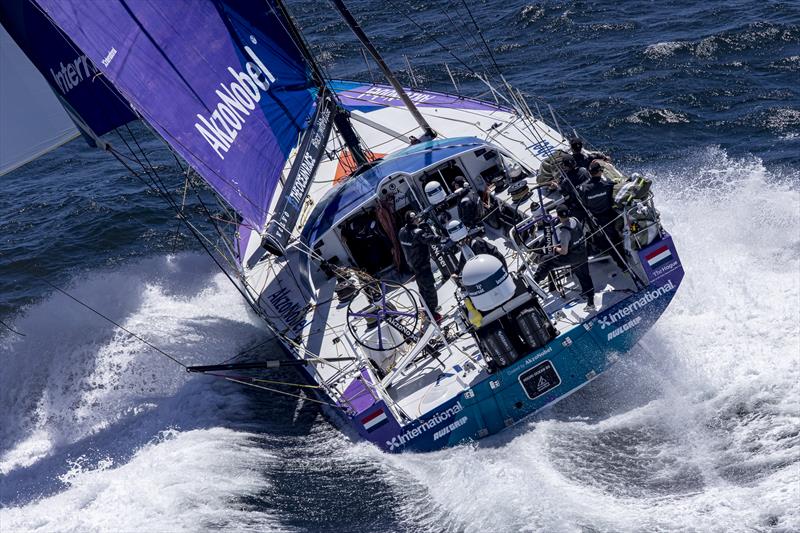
[{"x1": 34, "y1": 0, "x2": 319, "y2": 231}]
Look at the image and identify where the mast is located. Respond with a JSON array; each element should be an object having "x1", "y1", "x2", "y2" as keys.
[
  {"x1": 273, "y1": 0, "x2": 369, "y2": 166},
  {"x1": 330, "y1": 0, "x2": 436, "y2": 141}
]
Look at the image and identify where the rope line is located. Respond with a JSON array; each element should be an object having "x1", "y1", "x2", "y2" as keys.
[{"x1": 34, "y1": 275, "x2": 187, "y2": 368}]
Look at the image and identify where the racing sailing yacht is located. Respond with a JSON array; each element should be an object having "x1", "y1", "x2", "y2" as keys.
[{"x1": 1, "y1": 0, "x2": 683, "y2": 452}]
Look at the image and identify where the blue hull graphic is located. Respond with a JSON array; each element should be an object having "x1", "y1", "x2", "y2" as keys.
[{"x1": 351, "y1": 235, "x2": 684, "y2": 453}]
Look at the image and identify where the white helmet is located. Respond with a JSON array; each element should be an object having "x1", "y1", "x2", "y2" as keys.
[
  {"x1": 507, "y1": 163, "x2": 523, "y2": 180},
  {"x1": 424, "y1": 180, "x2": 447, "y2": 205},
  {"x1": 446, "y1": 218, "x2": 468, "y2": 242}
]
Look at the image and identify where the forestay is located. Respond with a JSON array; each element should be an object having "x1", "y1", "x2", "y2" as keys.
[{"x1": 34, "y1": 0, "x2": 318, "y2": 231}]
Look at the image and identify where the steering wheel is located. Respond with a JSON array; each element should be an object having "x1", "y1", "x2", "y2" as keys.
[{"x1": 346, "y1": 280, "x2": 420, "y2": 352}]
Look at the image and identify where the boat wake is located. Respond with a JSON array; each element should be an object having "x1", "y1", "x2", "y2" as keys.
[
  {"x1": 1, "y1": 148, "x2": 798, "y2": 532},
  {"x1": 346, "y1": 147, "x2": 800, "y2": 531}
]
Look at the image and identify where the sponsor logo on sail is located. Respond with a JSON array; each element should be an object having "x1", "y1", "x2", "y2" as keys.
[
  {"x1": 50, "y1": 54, "x2": 99, "y2": 95},
  {"x1": 267, "y1": 286, "x2": 310, "y2": 336},
  {"x1": 386, "y1": 402, "x2": 465, "y2": 451},
  {"x1": 287, "y1": 104, "x2": 332, "y2": 207},
  {"x1": 597, "y1": 280, "x2": 675, "y2": 330},
  {"x1": 195, "y1": 44, "x2": 277, "y2": 160}
]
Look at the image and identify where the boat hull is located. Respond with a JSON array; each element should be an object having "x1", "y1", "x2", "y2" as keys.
[{"x1": 348, "y1": 234, "x2": 684, "y2": 453}]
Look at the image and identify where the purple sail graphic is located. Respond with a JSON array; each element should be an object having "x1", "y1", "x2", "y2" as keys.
[{"x1": 34, "y1": 0, "x2": 316, "y2": 230}]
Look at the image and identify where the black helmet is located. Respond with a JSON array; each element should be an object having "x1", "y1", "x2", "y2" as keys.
[
  {"x1": 589, "y1": 161, "x2": 603, "y2": 174},
  {"x1": 405, "y1": 210, "x2": 418, "y2": 224},
  {"x1": 556, "y1": 204, "x2": 570, "y2": 217},
  {"x1": 569, "y1": 137, "x2": 583, "y2": 150}
]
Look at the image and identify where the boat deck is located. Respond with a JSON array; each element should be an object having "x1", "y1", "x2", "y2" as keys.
[{"x1": 305, "y1": 228, "x2": 638, "y2": 423}]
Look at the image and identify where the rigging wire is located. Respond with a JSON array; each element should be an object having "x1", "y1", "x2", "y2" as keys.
[
  {"x1": 459, "y1": 0, "x2": 504, "y2": 79},
  {"x1": 0, "y1": 319, "x2": 25, "y2": 337},
  {"x1": 444, "y1": 2, "x2": 492, "y2": 75},
  {"x1": 386, "y1": 0, "x2": 480, "y2": 77},
  {"x1": 33, "y1": 274, "x2": 187, "y2": 368},
  {"x1": 221, "y1": 376, "x2": 344, "y2": 408}
]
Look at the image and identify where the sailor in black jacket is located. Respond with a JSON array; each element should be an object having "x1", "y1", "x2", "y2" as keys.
[
  {"x1": 569, "y1": 137, "x2": 610, "y2": 170},
  {"x1": 580, "y1": 161, "x2": 627, "y2": 269},
  {"x1": 398, "y1": 211, "x2": 441, "y2": 318},
  {"x1": 556, "y1": 154, "x2": 591, "y2": 220},
  {"x1": 534, "y1": 204, "x2": 596, "y2": 310}
]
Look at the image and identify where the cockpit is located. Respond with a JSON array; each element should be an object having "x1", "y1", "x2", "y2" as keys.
[{"x1": 300, "y1": 136, "x2": 530, "y2": 283}]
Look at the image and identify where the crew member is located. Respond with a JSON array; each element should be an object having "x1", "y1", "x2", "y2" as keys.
[
  {"x1": 550, "y1": 154, "x2": 590, "y2": 220},
  {"x1": 447, "y1": 217, "x2": 508, "y2": 272},
  {"x1": 453, "y1": 176, "x2": 482, "y2": 229},
  {"x1": 569, "y1": 137, "x2": 610, "y2": 170},
  {"x1": 469, "y1": 236, "x2": 507, "y2": 268},
  {"x1": 580, "y1": 161, "x2": 626, "y2": 269},
  {"x1": 534, "y1": 204, "x2": 596, "y2": 311},
  {"x1": 399, "y1": 211, "x2": 442, "y2": 321}
]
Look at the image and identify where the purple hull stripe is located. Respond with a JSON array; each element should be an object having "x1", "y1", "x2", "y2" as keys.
[{"x1": 333, "y1": 82, "x2": 510, "y2": 113}]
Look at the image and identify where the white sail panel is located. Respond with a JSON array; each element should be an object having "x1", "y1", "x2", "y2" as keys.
[{"x1": 0, "y1": 25, "x2": 77, "y2": 176}]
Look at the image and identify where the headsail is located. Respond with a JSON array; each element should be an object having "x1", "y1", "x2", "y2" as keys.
[
  {"x1": 0, "y1": 0, "x2": 136, "y2": 149},
  {"x1": 0, "y1": 26, "x2": 76, "y2": 175},
  {"x1": 34, "y1": 0, "x2": 318, "y2": 230}
]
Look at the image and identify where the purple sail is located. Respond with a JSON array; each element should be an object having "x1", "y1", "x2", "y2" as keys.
[{"x1": 35, "y1": 0, "x2": 317, "y2": 230}]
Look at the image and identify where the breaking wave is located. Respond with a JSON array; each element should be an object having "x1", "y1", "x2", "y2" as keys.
[{"x1": 0, "y1": 254, "x2": 287, "y2": 531}]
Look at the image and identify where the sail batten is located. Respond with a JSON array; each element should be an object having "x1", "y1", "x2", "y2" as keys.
[{"x1": 33, "y1": 0, "x2": 318, "y2": 230}]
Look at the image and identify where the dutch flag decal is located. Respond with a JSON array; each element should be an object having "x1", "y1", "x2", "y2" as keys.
[
  {"x1": 361, "y1": 408, "x2": 388, "y2": 432},
  {"x1": 645, "y1": 244, "x2": 673, "y2": 268}
]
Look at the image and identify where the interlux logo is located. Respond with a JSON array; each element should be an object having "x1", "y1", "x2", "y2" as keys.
[
  {"x1": 597, "y1": 280, "x2": 675, "y2": 330},
  {"x1": 387, "y1": 402, "x2": 465, "y2": 451}
]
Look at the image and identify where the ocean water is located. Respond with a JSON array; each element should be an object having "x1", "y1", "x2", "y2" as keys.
[{"x1": 1, "y1": 1, "x2": 799, "y2": 532}]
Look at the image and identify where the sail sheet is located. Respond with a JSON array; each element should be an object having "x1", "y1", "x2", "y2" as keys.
[
  {"x1": 0, "y1": 25, "x2": 77, "y2": 175},
  {"x1": 34, "y1": 0, "x2": 317, "y2": 230},
  {"x1": 0, "y1": 0, "x2": 136, "y2": 147}
]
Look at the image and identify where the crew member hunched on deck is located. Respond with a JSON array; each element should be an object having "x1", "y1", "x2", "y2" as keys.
[{"x1": 534, "y1": 204, "x2": 596, "y2": 311}]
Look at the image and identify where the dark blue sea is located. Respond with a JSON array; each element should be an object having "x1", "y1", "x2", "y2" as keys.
[{"x1": 2, "y1": 1, "x2": 799, "y2": 531}]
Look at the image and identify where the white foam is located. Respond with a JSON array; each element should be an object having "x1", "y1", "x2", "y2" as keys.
[
  {"x1": 355, "y1": 147, "x2": 800, "y2": 531},
  {"x1": 1, "y1": 254, "x2": 266, "y2": 472},
  {"x1": 1, "y1": 253, "x2": 290, "y2": 530},
  {"x1": 2, "y1": 428, "x2": 283, "y2": 532}
]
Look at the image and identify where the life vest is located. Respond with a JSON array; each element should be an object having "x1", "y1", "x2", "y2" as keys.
[
  {"x1": 559, "y1": 217, "x2": 585, "y2": 256},
  {"x1": 581, "y1": 179, "x2": 614, "y2": 215}
]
